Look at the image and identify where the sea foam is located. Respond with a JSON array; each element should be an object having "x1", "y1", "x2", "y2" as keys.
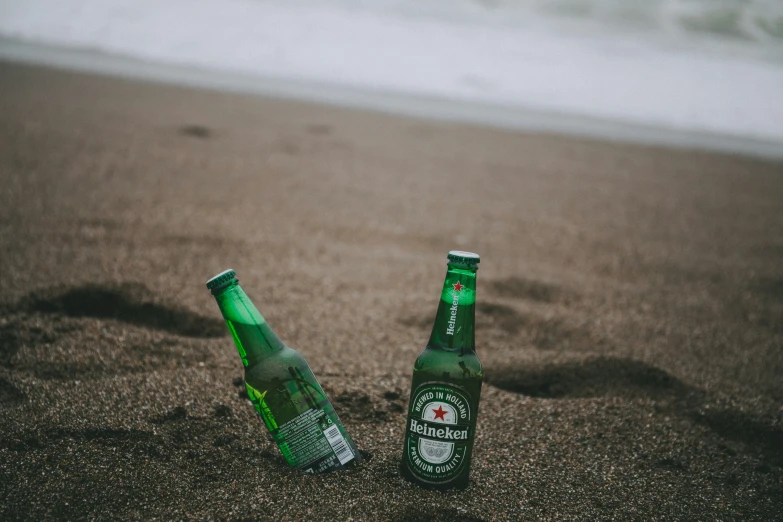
[{"x1": 1, "y1": 0, "x2": 782, "y2": 150}]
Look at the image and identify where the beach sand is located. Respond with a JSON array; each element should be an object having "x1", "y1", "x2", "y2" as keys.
[{"x1": 1, "y1": 61, "x2": 781, "y2": 520}]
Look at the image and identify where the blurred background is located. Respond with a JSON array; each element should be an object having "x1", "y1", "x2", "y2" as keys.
[{"x1": 2, "y1": 0, "x2": 783, "y2": 156}]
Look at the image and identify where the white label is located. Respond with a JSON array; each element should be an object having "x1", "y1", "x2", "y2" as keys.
[{"x1": 323, "y1": 424, "x2": 354, "y2": 465}]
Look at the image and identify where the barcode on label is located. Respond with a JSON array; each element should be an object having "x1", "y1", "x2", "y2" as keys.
[{"x1": 323, "y1": 424, "x2": 354, "y2": 465}]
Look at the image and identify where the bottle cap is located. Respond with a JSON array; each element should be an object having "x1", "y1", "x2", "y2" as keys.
[
  {"x1": 206, "y1": 269, "x2": 237, "y2": 290},
  {"x1": 447, "y1": 251, "x2": 480, "y2": 268}
]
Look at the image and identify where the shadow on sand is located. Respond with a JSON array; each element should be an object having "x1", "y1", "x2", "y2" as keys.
[
  {"x1": 19, "y1": 283, "x2": 225, "y2": 338},
  {"x1": 487, "y1": 355, "x2": 783, "y2": 467}
]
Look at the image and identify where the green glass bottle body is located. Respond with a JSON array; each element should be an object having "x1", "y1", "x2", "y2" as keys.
[
  {"x1": 401, "y1": 252, "x2": 483, "y2": 490},
  {"x1": 207, "y1": 270, "x2": 360, "y2": 473}
]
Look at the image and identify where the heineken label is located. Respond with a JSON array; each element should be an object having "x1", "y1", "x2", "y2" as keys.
[
  {"x1": 404, "y1": 382, "x2": 474, "y2": 483},
  {"x1": 446, "y1": 280, "x2": 464, "y2": 336}
]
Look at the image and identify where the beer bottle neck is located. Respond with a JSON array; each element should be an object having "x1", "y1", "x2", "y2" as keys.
[
  {"x1": 428, "y1": 265, "x2": 477, "y2": 352},
  {"x1": 212, "y1": 282, "x2": 285, "y2": 367}
]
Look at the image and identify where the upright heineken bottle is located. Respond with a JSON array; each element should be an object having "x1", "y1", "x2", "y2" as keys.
[
  {"x1": 207, "y1": 269, "x2": 360, "y2": 473},
  {"x1": 401, "y1": 251, "x2": 483, "y2": 490}
]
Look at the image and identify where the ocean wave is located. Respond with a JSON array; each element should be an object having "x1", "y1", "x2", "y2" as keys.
[
  {"x1": 303, "y1": 0, "x2": 783, "y2": 52},
  {"x1": 1, "y1": 0, "x2": 782, "y2": 144}
]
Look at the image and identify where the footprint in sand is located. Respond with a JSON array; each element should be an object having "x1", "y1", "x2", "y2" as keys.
[
  {"x1": 488, "y1": 355, "x2": 783, "y2": 468},
  {"x1": 0, "y1": 376, "x2": 26, "y2": 406},
  {"x1": 487, "y1": 355, "x2": 688, "y2": 399},
  {"x1": 486, "y1": 276, "x2": 569, "y2": 303},
  {"x1": 20, "y1": 283, "x2": 226, "y2": 338},
  {"x1": 178, "y1": 124, "x2": 213, "y2": 139},
  {"x1": 1, "y1": 283, "x2": 225, "y2": 380}
]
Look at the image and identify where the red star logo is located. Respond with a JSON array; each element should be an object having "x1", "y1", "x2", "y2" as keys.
[
  {"x1": 452, "y1": 281, "x2": 464, "y2": 292},
  {"x1": 432, "y1": 405, "x2": 448, "y2": 421}
]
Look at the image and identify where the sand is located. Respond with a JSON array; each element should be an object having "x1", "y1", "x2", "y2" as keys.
[{"x1": 0, "y1": 61, "x2": 781, "y2": 520}]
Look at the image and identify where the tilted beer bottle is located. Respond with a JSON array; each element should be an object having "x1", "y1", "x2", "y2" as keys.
[
  {"x1": 207, "y1": 269, "x2": 360, "y2": 473},
  {"x1": 401, "y1": 251, "x2": 483, "y2": 490}
]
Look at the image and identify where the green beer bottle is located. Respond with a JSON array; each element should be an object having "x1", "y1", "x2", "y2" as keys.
[
  {"x1": 401, "y1": 251, "x2": 483, "y2": 490},
  {"x1": 207, "y1": 269, "x2": 360, "y2": 473}
]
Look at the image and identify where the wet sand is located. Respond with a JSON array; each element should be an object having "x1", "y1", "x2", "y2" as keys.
[{"x1": 0, "y1": 61, "x2": 781, "y2": 520}]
